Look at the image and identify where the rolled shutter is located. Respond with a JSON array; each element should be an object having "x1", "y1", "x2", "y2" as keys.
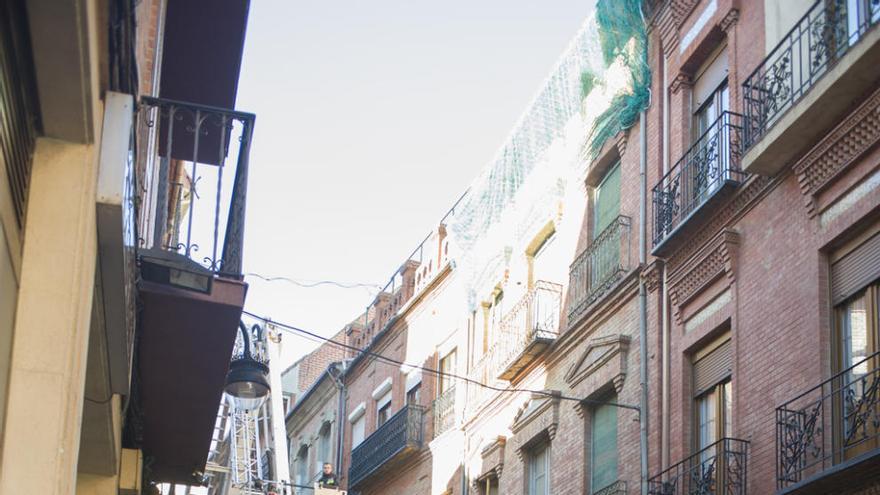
[
  {"x1": 693, "y1": 339, "x2": 732, "y2": 395},
  {"x1": 832, "y1": 231, "x2": 880, "y2": 305}
]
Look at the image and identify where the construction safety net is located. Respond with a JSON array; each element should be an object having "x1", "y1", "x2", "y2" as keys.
[{"x1": 448, "y1": 0, "x2": 650, "y2": 304}]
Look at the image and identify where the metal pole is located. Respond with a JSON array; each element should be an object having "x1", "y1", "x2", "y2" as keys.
[
  {"x1": 267, "y1": 326, "x2": 292, "y2": 486},
  {"x1": 639, "y1": 108, "x2": 650, "y2": 495}
]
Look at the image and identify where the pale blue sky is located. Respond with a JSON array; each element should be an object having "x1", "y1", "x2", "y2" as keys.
[{"x1": 236, "y1": 0, "x2": 594, "y2": 365}]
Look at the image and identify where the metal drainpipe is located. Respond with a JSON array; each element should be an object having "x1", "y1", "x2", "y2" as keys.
[
  {"x1": 639, "y1": 108, "x2": 650, "y2": 495},
  {"x1": 331, "y1": 363, "x2": 347, "y2": 486}
]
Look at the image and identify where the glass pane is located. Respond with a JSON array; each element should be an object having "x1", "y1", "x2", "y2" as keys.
[
  {"x1": 593, "y1": 163, "x2": 621, "y2": 238},
  {"x1": 843, "y1": 294, "x2": 869, "y2": 375},
  {"x1": 697, "y1": 389, "x2": 717, "y2": 455},
  {"x1": 529, "y1": 445, "x2": 548, "y2": 495},
  {"x1": 591, "y1": 401, "x2": 619, "y2": 491},
  {"x1": 722, "y1": 381, "x2": 732, "y2": 439}
]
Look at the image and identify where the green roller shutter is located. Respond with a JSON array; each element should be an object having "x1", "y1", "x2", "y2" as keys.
[
  {"x1": 593, "y1": 163, "x2": 621, "y2": 238},
  {"x1": 591, "y1": 399, "x2": 618, "y2": 491}
]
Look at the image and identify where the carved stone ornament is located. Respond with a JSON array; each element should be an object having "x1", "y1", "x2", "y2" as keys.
[
  {"x1": 472, "y1": 437, "x2": 507, "y2": 490},
  {"x1": 670, "y1": 72, "x2": 693, "y2": 94},
  {"x1": 719, "y1": 9, "x2": 739, "y2": 33},
  {"x1": 511, "y1": 391, "x2": 561, "y2": 459},
  {"x1": 564, "y1": 334, "x2": 631, "y2": 397},
  {"x1": 668, "y1": 229, "x2": 739, "y2": 323},
  {"x1": 793, "y1": 86, "x2": 880, "y2": 217},
  {"x1": 642, "y1": 259, "x2": 663, "y2": 293}
]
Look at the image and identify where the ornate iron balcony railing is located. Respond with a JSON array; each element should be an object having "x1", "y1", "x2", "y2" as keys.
[
  {"x1": 652, "y1": 111, "x2": 744, "y2": 248},
  {"x1": 743, "y1": 0, "x2": 880, "y2": 149},
  {"x1": 136, "y1": 96, "x2": 255, "y2": 277},
  {"x1": 433, "y1": 386, "x2": 456, "y2": 437},
  {"x1": 593, "y1": 479, "x2": 627, "y2": 495},
  {"x1": 491, "y1": 281, "x2": 562, "y2": 380},
  {"x1": 568, "y1": 216, "x2": 632, "y2": 324},
  {"x1": 648, "y1": 438, "x2": 749, "y2": 495},
  {"x1": 776, "y1": 350, "x2": 880, "y2": 490},
  {"x1": 349, "y1": 405, "x2": 425, "y2": 489}
]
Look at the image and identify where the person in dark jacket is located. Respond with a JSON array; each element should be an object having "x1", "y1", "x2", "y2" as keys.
[{"x1": 318, "y1": 462, "x2": 339, "y2": 488}]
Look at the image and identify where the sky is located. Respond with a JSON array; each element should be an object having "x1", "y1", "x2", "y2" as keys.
[{"x1": 235, "y1": 0, "x2": 594, "y2": 367}]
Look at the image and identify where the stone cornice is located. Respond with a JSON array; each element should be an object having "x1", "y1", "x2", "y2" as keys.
[
  {"x1": 793, "y1": 86, "x2": 880, "y2": 217},
  {"x1": 511, "y1": 391, "x2": 561, "y2": 459},
  {"x1": 668, "y1": 229, "x2": 740, "y2": 323}
]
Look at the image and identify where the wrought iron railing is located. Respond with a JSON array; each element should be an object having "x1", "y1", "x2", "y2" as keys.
[
  {"x1": 776, "y1": 350, "x2": 880, "y2": 490},
  {"x1": 653, "y1": 111, "x2": 744, "y2": 247},
  {"x1": 568, "y1": 216, "x2": 632, "y2": 324},
  {"x1": 743, "y1": 0, "x2": 880, "y2": 149},
  {"x1": 648, "y1": 438, "x2": 749, "y2": 495},
  {"x1": 491, "y1": 281, "x2": 562, "y2": 379},
  {"x1": 136, "y1": 96, "x2": 255, "y2": 276},
  {"x1": 593, "y1": 480, "x2": 627, "y2": 495},
  {"x1": 433, "y1": 386, "x2": 456, "y2": 437},
  {"x1": 349, "y1": 405, "x2": 425, "y2": 488}
]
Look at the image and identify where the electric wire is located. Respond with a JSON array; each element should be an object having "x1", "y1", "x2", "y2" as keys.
[
  {"x1": 242, "y1": 310, "x2": 640, "y2": 412},
  {"x1": 244, "y1": 272, "x2": 382, "y2": 291}
]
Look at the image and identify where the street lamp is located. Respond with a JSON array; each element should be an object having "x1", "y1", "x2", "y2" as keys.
[{"x1": 224, "y1": 321, "x2": 270, "y2": 410}]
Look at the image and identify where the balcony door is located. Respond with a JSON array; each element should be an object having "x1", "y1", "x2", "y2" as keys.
[
  {"x1": 692, "y1": 337, "x2": 733, "y2": 491},
  {"x1": 691, "y1": 45, "x2": 730, "y2": 207},
  {"x1": 832, "y1": 230, "x2": 880, "y2": 460},
  {"x1": 591, "y1": 162, "x2": 621, "y2": 291},
  {"x1": 834, "y1": 283, "x2": 879, "y2": 459}
]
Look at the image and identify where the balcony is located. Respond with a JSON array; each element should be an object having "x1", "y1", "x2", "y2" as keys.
[
  {"x1": 593, "y1": 480, "x2": 627, "y2": 495},
  {"x1": 492, "y1": 281, "x2": 562, "y2": 381},
  {"x1": 349, "y1": 405, "x2": 426, "y2": 489},
  {"x1": 648, "y1": 438, "x2": 749, "y2": 495},
  {"x1": 137, "y1": 96, "x2": 253, "y2": 280},
  {"x1": 652, "y1": 112, "x2": 745, "y2": 256},
  {"x1": 742, "y1": 0, "x2": 880, "y2": 175},
  {"x1": 568, "y1": 216, "x2": 632, "y2": 326},
  {"x1": 433, "y1": 386, "x2": 456, "y2": 437},
  {"x1": 132, "y1": 96, "x2": 254, "y2": 483},
  {"x1": 776, "y1": 351, "x2": 880, "y2": 494}
]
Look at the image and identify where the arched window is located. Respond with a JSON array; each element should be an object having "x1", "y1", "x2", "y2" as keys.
[
  {"x1": 296, "y1": 444, "x2": 309, "y2": 486},
  {"x1": 316, "y1": 421, "x2": 332, "y2": 474}
]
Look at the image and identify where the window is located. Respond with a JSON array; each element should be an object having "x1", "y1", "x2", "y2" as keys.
[
  {"x1": 527, "y1": 443, "x2": 549, "y2": 495},
  {"x1": 692, "y1": 336, "x2": 732, "y2": 461},
  {"x1": 296, "y1": 445, "x2": 309, "y2": 486},
  {"x1": 376, "y1": 389, "x2": 392, "y2": 427},
  {"x1": 407, "y1": 383, "x2": 421, "y2": 406},
  {"x1": 478, "y1": 476, "x2": 499, "y2": 495},
  {"x1": 592, "y1": 162, "x2": 621, "y2": 239},
  {"x1": 591, "y1": 399, "x2": 618, "y2": 492},
  {"x1": 489, "y1": 291, "x2": 504, "y2": 344},
  {"x1": 834, "y1": 282, "x2": 879, "y2": 456},
  {"x1": 439, "y1": 349, "x2": 457, "y2": 393},
  {"x1": 351, "y1": 415, "x2": 365, "y2": 448},
  {"x1": 690, "y1": 47, "x2": 730, "y2": 203},
  {"x1": 317, "y1": 422, "x2": 331, "y2": 471}
]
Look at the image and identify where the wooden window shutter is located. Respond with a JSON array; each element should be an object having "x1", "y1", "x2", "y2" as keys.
[
  {"x1": 693, "y1": 339, "x2": 732, "y2": 395},
  {"x1": 831, "y1": 231, "x2": 880, "y2": 305}
]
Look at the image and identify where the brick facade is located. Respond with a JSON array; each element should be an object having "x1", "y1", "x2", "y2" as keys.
[{"x1": 291, "y1": 1, "x2": 880, "y2": 494}]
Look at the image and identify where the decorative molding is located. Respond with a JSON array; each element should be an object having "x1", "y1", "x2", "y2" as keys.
[
  {"x1": 670, "y1": 0, "x2": 700, "y2": 27},
  {"x1": 794, "y1": 86, "x2": 880, "y2": 217},
  {"x1": 564, "y1": 334, "x2": 631, "y2": 396},
  {"x1": 668, "y1": 229, "x2": 740, "y2": 323},
  {"x1": 718, "y1": 8, "x2": 739, "y2": 33},
  {"x1": 642, "y1": 259, "x2": 663, "y2": 293},
  {"x1": 511, "y1": 391, "x2": 561, "y2": 459},
  {"x1": 670, "y1": 72, "x2": 693, "y2": 94},
  {"x1": 472, "y1": 436, "x2": 506, "y2": 489}
]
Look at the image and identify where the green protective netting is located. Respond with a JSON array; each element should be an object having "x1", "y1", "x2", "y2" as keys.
[
  {"x1": 446, "y1": 0, "x2": 650, "y2": 304},
  {"x1": 585, "y1": 0, "x2": 651, "y2": 158}
]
